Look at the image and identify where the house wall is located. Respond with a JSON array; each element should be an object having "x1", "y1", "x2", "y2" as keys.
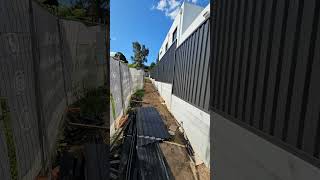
[
  {"x1": 158, "y1": 2, "x2": 205, "y2": 60},
  {"x1": 180, "y1": 3, "x2": 205, "y2": 38},
  {"x1": 180, "y1": 4, "x2": 210, "y2": 44},
  {"x1": 158, "y1": 11, "x2": 181, "y2": 60}
]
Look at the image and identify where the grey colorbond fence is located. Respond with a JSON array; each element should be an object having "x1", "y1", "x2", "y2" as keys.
[
  {"x1": 150, "y1": 19, "x2": 210, "y2": 112},
  {"x1": 173, "y1": 19, "x2": 210, "y2": 111},
  {"x1": 211, "y1": 0, "x2": 320, "y2": 167},
  {"x1": 0, "y1": 0, "x2": 106, "y2": 179},
  {"x1": 151, "y1": 42, "x2": 176, "y2": 83}
]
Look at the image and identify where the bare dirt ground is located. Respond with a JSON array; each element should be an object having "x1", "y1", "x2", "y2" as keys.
[{"x1": 142, "y1": 79, "x2": 210, "y2": 180}]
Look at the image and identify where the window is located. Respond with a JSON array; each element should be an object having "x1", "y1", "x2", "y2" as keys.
[
  {"x1": 165, "y1": 43, "x2": 168, "y2": 51},
  {"x1": 172, "y1": 28, "x2": 177, "y2": 42}
]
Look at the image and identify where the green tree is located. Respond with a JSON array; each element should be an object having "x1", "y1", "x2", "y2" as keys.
[
  {"x1": 114, "y1": 52, "x2": 128, "y2": 63},
  {"x1": 131, "y1": 42, "x2": 149, "y2": 68},
  {"x1": 150, "y1": 62, "x2": 156, "y2": 69}
]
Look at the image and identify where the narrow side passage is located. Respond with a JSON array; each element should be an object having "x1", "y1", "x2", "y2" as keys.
[
  {"x1": 142, "y1": 79, "x2": 210, "y2": 180},
  {"x1": 110, "y1": 79, "x2": 210, "y2": 180}
]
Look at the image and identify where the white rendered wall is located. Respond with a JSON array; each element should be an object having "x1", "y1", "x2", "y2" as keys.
[
  {"x1": 158, "y1": 82, "x2": 173, "y2": 110},
  {"x1": 180, "y1": 3, "x2": 205, "y2": 38},
  {"x1": 150, "y1": 80, "x2": 210, "y2": 167},
  {"x1": 211, "y1": 111, "x2": 320, "y2": 180},
  {"x1": 158, "y1": 2, "x2": 205, "y2": 60},
  {"x1": 171, "y1": 94, "x2": 210, "y2": 167},
  {"x1": 179, "y1": 4, "x2": 210, "y2": 44},
  {"x1": 158, "y1": 11, "x2": 181, "y2": 60}
]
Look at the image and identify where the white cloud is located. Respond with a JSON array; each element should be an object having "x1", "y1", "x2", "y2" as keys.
[
  {"x1": 165, "y1": 7, "x2": 180, "y2": 19},
  {"x1": 152, "y1": 0, "x2": 200, "y2": 20},
  {"x1": 167, "y1": 0, "x2": 180, "y2": 10},
  {"x1": 152, "y1": 0, "x2": 182, "y2": 20},
  {"x1": 156, "y1": 0, "x2": 167, "y2": 11}
]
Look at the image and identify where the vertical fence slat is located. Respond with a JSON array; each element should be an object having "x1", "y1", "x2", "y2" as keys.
[
  {"x1": 236, "y1": 0, "x2": 252, "y2": 121},
  {"x1": 230, "y1": 0, "x2": 245, "y2": 116},
  {"x1": 195, "y1": 24, "x2": 208, "y2": 106},
  {"x1": 186, "y1": 33, "x2": 195, "y2": 102},
  {"x1": 217, "y1": 0, "x2": 231, "y2": 110},
  {"x1": 287, "y1": 0, "x2": 316, "y2": 148},
  {"x1": 273, "y1": 0, "x2": 301, "y2": 142},
  {"x1": 262, "y1": 0, "x2": 288, "y2": 135},
  {"x1": 192, "y1": 25, "x2": 204, "y2": 105},
  {"x1": 225, "y1": 0, "x2": 239, "y2": 114},
  {"x1": 244, "y1": 0, "x2": 261, "y2": 125},
  {"x1": 200, "y1": 23, "x2": 210, "y2": 110},
  {"x1": 252, "y1": 0, "x2": 275, "y2": 130},
  {"x1": 189, "y1": 29, "x2": 200, "y2": 102},
  {"x1": 185, "y1": 34, "x2": 194, "y2": 101},
  {"x1": 219, "y1": 0, "x2": 233, "y2": 111},
  {"x1": 214, "y1": 0, "x2": 226, "y2": 107},
  {"x1": 301, "y1": 1, "x2": 320, "y2": 154},
  {"x1": 250, "y1": 0, "x2": 267, "y2": 128}
]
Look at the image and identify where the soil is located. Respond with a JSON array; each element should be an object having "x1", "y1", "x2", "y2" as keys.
[{"x1": 142, "y1": 79, "x2": 210, "y2": 180}]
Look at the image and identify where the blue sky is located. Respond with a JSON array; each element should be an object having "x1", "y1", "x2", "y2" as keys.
[{"x1": 110, "y1": 0, "x2": 209, "y2": 65}]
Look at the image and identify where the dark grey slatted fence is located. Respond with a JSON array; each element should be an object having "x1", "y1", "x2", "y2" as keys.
[
  {"x1": 211, "y1": 0, "x2": 320, "y2": 167},
  {"x1": 151, "y1": 42, "x2": 176, "y2": 83},
  {"x1": 150, "y1": 19, "x2": 210, "y2": 111},
  {"x1": 173, "y1": 19, "x2": 210, "y2": 111}
]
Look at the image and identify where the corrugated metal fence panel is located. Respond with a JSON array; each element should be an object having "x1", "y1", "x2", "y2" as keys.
[
  {"x1": 0, "y1": 0, "x2": 42, "y2": 179},
  {"x1": 60, "y1": 20, "x2": 82, "y2": 101},
  {"x1": 95, "y1": 30, "x2": 107, "y2": 86},
  {"x1": 32, "y1": 2, "x2": 67, "y2": 151},
  {"x1": 59, "y1": 20, "x2": 89, "y2": 101},
  {"x1": 173, "y1": 19, "x2": 210, "y2": 111},
  {"x1": 120, "y1": 63, "x2": 132, "y2": 109},
  {"x1": 76, "y1": 24, "x2": 94, "y2": 91},
  {"x1": 58, "y1": 20, "x2": 73, "y2": 100},
  {"x1": 129, "y1": 68, "x2": 144, "y2": 91},
  {"x1": 0, "y1": 1, "x2": 106, "y2": 178},
  {"x1": 211, "y1": 0, "x2": 320, "y2": 166},
  {"x1": 59, "y1": 22, "x2": 106, "y2": 103},
  {"x1": 110, "y1": 59, "x2": 123, "y2": 119}
]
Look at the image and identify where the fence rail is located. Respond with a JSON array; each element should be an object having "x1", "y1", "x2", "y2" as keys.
[{"x1": 211, "y1": 0, "x2": 320, "y2": 167}]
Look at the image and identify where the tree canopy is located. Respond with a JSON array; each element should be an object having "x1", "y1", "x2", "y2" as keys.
[
  {"x1": 131, "y1": 42, "x2": 149, "y2": 68},
  {"x1": 114, "y1": 52, "x2": 128, "y2": 63},
  {"x1": 149, "y1": 62, "x2": 156, "y2": 69},
  {"x1": 39, "y1": 0, "x2": 106, "y2": 24}
]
